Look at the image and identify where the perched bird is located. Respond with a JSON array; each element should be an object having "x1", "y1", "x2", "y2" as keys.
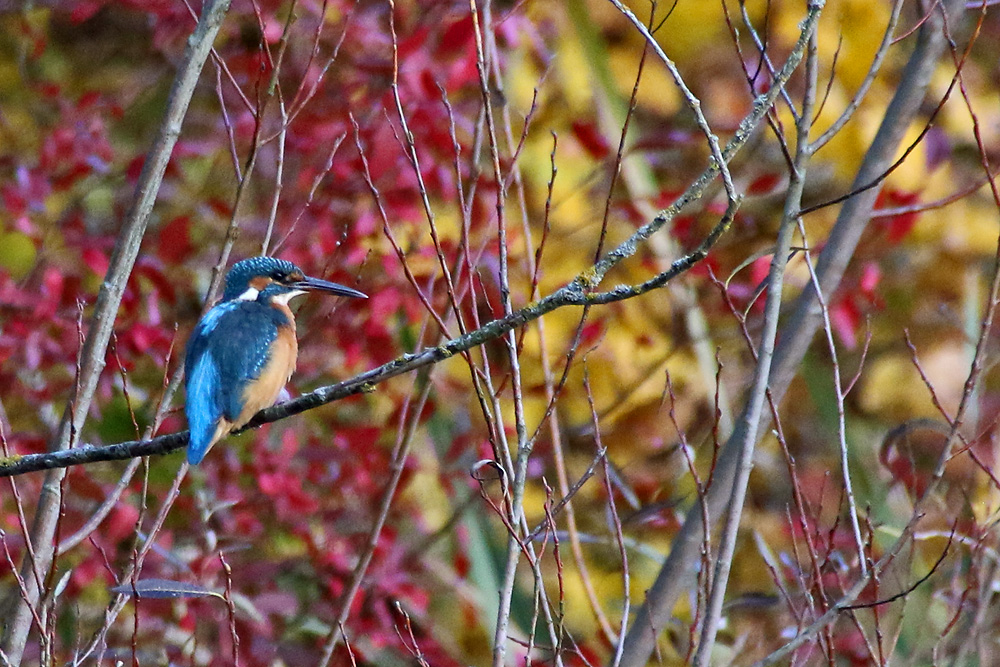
[{"x1": 184, "y1": 256, "x2": 367, "y2": 464}]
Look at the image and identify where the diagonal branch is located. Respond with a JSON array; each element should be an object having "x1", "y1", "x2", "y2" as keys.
[
  {"x1": 0, "y1": 202, "x2": 737, "y2": 479},
  {"x1": 0, "y1": 0, "x2": 816, "y2": 484}
]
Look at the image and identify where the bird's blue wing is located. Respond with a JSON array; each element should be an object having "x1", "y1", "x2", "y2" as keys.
[
  {"x1": 185, "y1": 345, "x2": 221, "y2": 464},
  {"x1": 184, "y1": 301, "x2": 284, "y2": 464},
  {"x1": 211, "y1": 304, "x2": 284, "y2": 421},
  {"x1": 185, "y1": 303, "x2": 235, "y2": 464}
]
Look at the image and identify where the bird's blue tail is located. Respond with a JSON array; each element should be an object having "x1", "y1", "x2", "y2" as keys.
[{"x1": 186, "y1": 423, "x2": 214, "y2": 465}]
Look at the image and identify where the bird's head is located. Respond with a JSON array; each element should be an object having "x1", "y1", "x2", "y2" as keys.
[{"x1": 222, "y1": 256, "x2": 367, "y2": 305}]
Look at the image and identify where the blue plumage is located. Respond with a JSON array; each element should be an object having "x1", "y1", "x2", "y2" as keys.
[
  {"x1": 183, "y1": 256, "x2": 367, "y2": 465},
  {"x1": 184, "y1": 301, "x2": 287, "y2": 464}
]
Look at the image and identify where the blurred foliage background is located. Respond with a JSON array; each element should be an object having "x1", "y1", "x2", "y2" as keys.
[{"x1": 2, "y1": 0, "x2": 1000, "y2": 665}]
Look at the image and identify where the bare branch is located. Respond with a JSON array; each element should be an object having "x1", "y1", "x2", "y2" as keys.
[{"x1": 0, "y1": 2, "x2": 232, "y2": 662}]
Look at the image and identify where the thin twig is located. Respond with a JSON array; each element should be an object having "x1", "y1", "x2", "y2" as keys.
[
  {"x1": 811, "y1": 0, "x2": 905, "y2": 150},
  {"x1": 583, "y1": 368, "x2": 630, "y2": 665},
  {"x1": 317, "y1": 367, "x2": 435, "y2": 664},
  {"x1": 794, "y1": 218, "x2": 867, "y2": 575}
]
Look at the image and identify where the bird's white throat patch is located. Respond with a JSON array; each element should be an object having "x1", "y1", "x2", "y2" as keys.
[{"x1": 271, "y1": 289, "x2": 307, "y2": 305}]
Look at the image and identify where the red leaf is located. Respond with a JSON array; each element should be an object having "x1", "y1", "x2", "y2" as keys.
[
  {"x1": 37, "y1": 82, "x2": 60, "y2": 98},
  {"x1": 126, "y1": 156, "x2": 145, "y2": 182},
  {"x1": 859, "y1": 262, "x2": 880, "y2": 295},
  {"x1": 671, "y1": 214, "x2": 697, "y2": 246},
  {"x1": 106, "y1": 503, "x2": 140, "y2": 542},
  {"x1": 82, "y1": 247, "x2": 109, "y2": 277},
  {"x1": 747, "y1": 172, "x2": 782, "y2": 195},
  {"x1": 454, "y1": 551, "x2": 470, "y2": 578},
  {"x1": 206, "y1": 197, "x2": 233, "y2": 219},
  {"x1": 874, "y1": 189, "x2": 920, "y2": 244},
  {"x1": 70, "y1": 1, "x2": 103, "y2": 23},
  {"x1": 157, "y1": 216, "x2": 194, "y2": 263},
  {"x1": 750, "y1": 255, "x2": 770, "y2": 286},
  {"x1": 258, "y1": 472, "x2": 281, "y2": 495},
  {"x1": 439, "y1": 16, "x2": 474, "y2": 53},
  {"x1": 77, "y1": 91, "x2": 101, "y2": 110},
  {"x1": 829, "y1": 297, "x2": 860, "y2": 349},
  {"x1": 579, "y1": 320, "x2": 604, "y2": 347},
  {"x1": 571, "y1": 121, "x2": 610, "y2": 159}
]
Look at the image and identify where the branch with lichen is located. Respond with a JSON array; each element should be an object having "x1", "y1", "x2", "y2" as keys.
[{"x1": 0, "y1": 202, "x2": 737, "y2": 478}]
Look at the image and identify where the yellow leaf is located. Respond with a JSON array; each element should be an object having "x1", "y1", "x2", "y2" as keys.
[{"x1": 0, "y1": 231, "x2": 37, "y2": 279}]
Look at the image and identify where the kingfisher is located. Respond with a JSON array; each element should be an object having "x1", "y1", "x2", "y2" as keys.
[{"x1": 184, "y1": 256, "x2": 367, "y2": 464}]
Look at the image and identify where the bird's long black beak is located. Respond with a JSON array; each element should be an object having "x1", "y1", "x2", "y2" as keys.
[{"x1": 295, "y1": 276, "x2": 368, "y2": 299}]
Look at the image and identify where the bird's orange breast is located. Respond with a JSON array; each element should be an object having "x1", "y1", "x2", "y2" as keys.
[{"x1": 235, "y1": 320, "x2": 298, "y2": 428}]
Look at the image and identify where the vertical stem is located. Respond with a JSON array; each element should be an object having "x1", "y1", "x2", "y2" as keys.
[
  {"x1": 692, "y1": 24, "x2": 820, "y2": 667},
  {"x1": 467, "y1": 1, "x2": 537, "y2": 663}
]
